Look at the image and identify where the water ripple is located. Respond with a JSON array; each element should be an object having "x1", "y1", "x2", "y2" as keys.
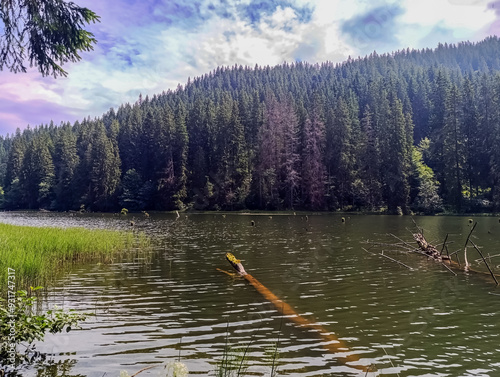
[{"x1": 2, "y1": 212, "x2": 500, "y2": 376}]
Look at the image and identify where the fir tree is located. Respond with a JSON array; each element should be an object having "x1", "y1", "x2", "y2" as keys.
[
  {"x1": 442, "y1": 83, "x2": 465, "y2": 210},
  {"x1": 53, "y1": 124, "x2": 79, "y2": 210}
]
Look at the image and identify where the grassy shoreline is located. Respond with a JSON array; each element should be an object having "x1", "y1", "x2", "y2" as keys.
[{"x1": 0, "y1": 223, "x2": 148, "y2": 290}]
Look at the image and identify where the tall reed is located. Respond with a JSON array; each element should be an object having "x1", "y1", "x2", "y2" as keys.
[{"x1": 0, "y1": 223, "x2": 148, "y2": 290}]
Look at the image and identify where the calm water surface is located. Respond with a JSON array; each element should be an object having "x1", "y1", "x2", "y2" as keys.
[{"x1": 1, "y1": 212, "x2": 500, "y2": 377}]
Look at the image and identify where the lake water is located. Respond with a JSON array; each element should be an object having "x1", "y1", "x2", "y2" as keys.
[{"x1": 1, "y1": 212, "x2": 500, "y2": 377}]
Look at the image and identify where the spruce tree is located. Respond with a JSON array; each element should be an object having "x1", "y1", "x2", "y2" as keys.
[
  {"x1": 87, "y1": 122, "x2": 121, "y2": 211},
  {"x1": 442, "y1": 84, "x2": 465, "y2": 210},
  {"x1": 301, "y1": 94, "x2": 326, "y2": 210},
  {"x1": 53, "y1": 124, "x2": 79, "y2": 210},
  {"x1": 381, "y1": 97, "x2": 412, "y2": 214}
]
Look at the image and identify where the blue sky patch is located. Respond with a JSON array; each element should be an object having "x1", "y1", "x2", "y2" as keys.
[{"x1": 240, "y1": 0, "x2": 313, "y2": 25}]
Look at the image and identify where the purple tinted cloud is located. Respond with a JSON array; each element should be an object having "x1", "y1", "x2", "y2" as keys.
[
  {"x1": 0, "y1": 98, "x2": 80, "y2": 135},
  {"x1": 488, "y1": 1, "x2": 500, "y2": 36}
]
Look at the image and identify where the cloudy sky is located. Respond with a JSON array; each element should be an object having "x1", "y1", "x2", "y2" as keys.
[{"x1": 0, "y1": 0, "x2": 498, "y2": 135}]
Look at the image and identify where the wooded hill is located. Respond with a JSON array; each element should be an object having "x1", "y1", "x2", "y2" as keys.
[{"x1": 2, "y1": 36, "x2": 500, "y2": 213}]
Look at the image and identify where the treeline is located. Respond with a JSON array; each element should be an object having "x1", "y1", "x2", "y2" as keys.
[{"x1": 2, "y1": 37, "x2": 500, "y2": 213}]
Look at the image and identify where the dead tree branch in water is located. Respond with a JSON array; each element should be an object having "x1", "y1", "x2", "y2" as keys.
[{"x1": 366, "y1": 220, "x2": 500, "y2": 285}]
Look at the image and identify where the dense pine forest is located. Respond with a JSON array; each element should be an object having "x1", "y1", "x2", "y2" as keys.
[{"x1": 2, "y1": 37, "x2": 500, "y2": 213}]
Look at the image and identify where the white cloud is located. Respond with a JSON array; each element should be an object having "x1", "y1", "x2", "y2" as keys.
[
  {"x1": 402, "y1": 0, "x2": 495, "y2": 29},
  {"x1": 1, "y1": 0, "x2": 498, "y2": 134},
  {"x1": 56, "y1": 0, "x2": 354, "y2": 121}
]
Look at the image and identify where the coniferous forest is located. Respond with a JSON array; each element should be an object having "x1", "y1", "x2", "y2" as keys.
[{"x1": 2, "y1": 37, "x2": 500, "y2": 214}]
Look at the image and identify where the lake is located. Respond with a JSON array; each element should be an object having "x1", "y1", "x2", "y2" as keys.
[{"x1": 1, "y1": 212, "x2": 500, "y2": 377}]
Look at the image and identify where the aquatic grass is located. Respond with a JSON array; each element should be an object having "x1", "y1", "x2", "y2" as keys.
[
  {"x1": 0, "y1": 223, "x2": 149, "y2": 290},
  {"x1": 215, "y1": 345, "x2": 250, "y2": 377}
]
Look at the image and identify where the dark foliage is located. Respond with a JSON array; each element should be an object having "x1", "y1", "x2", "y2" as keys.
[{"x1": 3, "y1": 37, "x2": 500, "y2": 213}]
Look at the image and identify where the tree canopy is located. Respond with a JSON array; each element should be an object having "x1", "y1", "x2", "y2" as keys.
[
  {"x1": 0, "y1": 0, "x2": 99, "y2": 77},
  {"x1": 2, "y1": 37, "x2": 500, "y2": 213}
]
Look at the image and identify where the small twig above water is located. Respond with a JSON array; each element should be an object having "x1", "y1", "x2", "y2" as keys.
[
  {"x1": 363, "y1": 247, "x2": 414, "y2": 270},
  {"x1": 411, "y1": 217, "x2": 423, "y2": 235},
  {"x1": 469, "y1": 239, "x2": 499, "y2": 285},
  {"x1": 475, "y1": 253, "x2": 500, "y2": 263},
  {"x1": 388, "y1": 233, "x2": 417, "y2": 250}
]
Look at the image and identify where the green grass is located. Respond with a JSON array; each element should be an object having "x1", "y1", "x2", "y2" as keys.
[{"x1": 0, "y1": 223, "x2": 149, "y2": 290}]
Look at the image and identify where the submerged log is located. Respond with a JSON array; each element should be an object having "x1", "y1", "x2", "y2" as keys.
[{"x1": 220, "y1": 252, "x2": 365, "y2": 372}]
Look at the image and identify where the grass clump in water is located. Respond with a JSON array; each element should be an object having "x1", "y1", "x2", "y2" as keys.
[{"x1": 0, "y1": 223, "x2": 148, "y2": 290}]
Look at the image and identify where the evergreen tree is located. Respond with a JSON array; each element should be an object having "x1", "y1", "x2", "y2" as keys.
[
  {"x1": 172, "y1": 102, "x2": 189, "y2": 208},
  {"x1": 140, "y1": 107, "x2": 158, "y2": 182},
  {"x1": 20, "y1": 136, "x2": 55, "y2": 209},
  {"x1": 279, "y1": 96, "x2": 300, "y2": 209},
  {"x1": 442, "y1": 84, "x2": 465, "y2": 210},
  {"x1": 358, "y1": 105, "x2": 382, "y2": 210},
  {"x1": 214, "y1": 94, "x2": 250, "y2": 209},
  {"x1": 255, "y1": 94, "x2": 282, "y2": 209},
  {"x1": 428, "y1": 70, "x2": 451, "y2": 186},
  {"x1": 461, "y1": 77, "x2": 481, "y2": 198},
  {"x1": 489, "y1": 74, "x2": 500, "y2": 210},
  {"x1": 3, "y1": 38, "x2": 500, "y2": 213},
  {"x1": 53, "y1": 124, "x2": 79, "y2": 210},
  {"x1": 155, "y1": 105, "x2": 177, "y2": 210},
  {"x1": 301, "y1": 94, "x2": 326, "y2": 210},
  {"x1": 0, "y1": 137, "x2": 10, "y2": 187},
  {"x1": 326, "y1": 99, "x2": 355, "y2": 209},
  {"x1": 477, "y1": 73, "x2": 498, "y2": 194},
  {"x1": 381, "y1": 96, "x2": 412, "y2": 214},
  {"x1": 119, "y1": 169, "x2": 144, "y2": 210},
  {"x1": 86, "y1": 122, "x2": 121, "y2": 211},
  {"x1": 4, "y1": 131, "x2": 26, "y2": 190},
  {"x1": 119, "y1": 104, "x2": 142, "y2": 175},
  {"x1": 187, "y1": 97, "x2": 210, "y2": 199},
  {"x1": 0, "y1": 0, "x2": 99, "y2": 77}
]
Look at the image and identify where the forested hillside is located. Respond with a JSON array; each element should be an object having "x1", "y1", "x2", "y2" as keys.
[{"x1": 2, "y1": 37, "x2": 500, "y2": 213}]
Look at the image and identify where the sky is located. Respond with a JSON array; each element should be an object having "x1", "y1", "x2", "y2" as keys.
[{"x1": 0, "y1": 0, "x2": 499, "y2": 135}]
